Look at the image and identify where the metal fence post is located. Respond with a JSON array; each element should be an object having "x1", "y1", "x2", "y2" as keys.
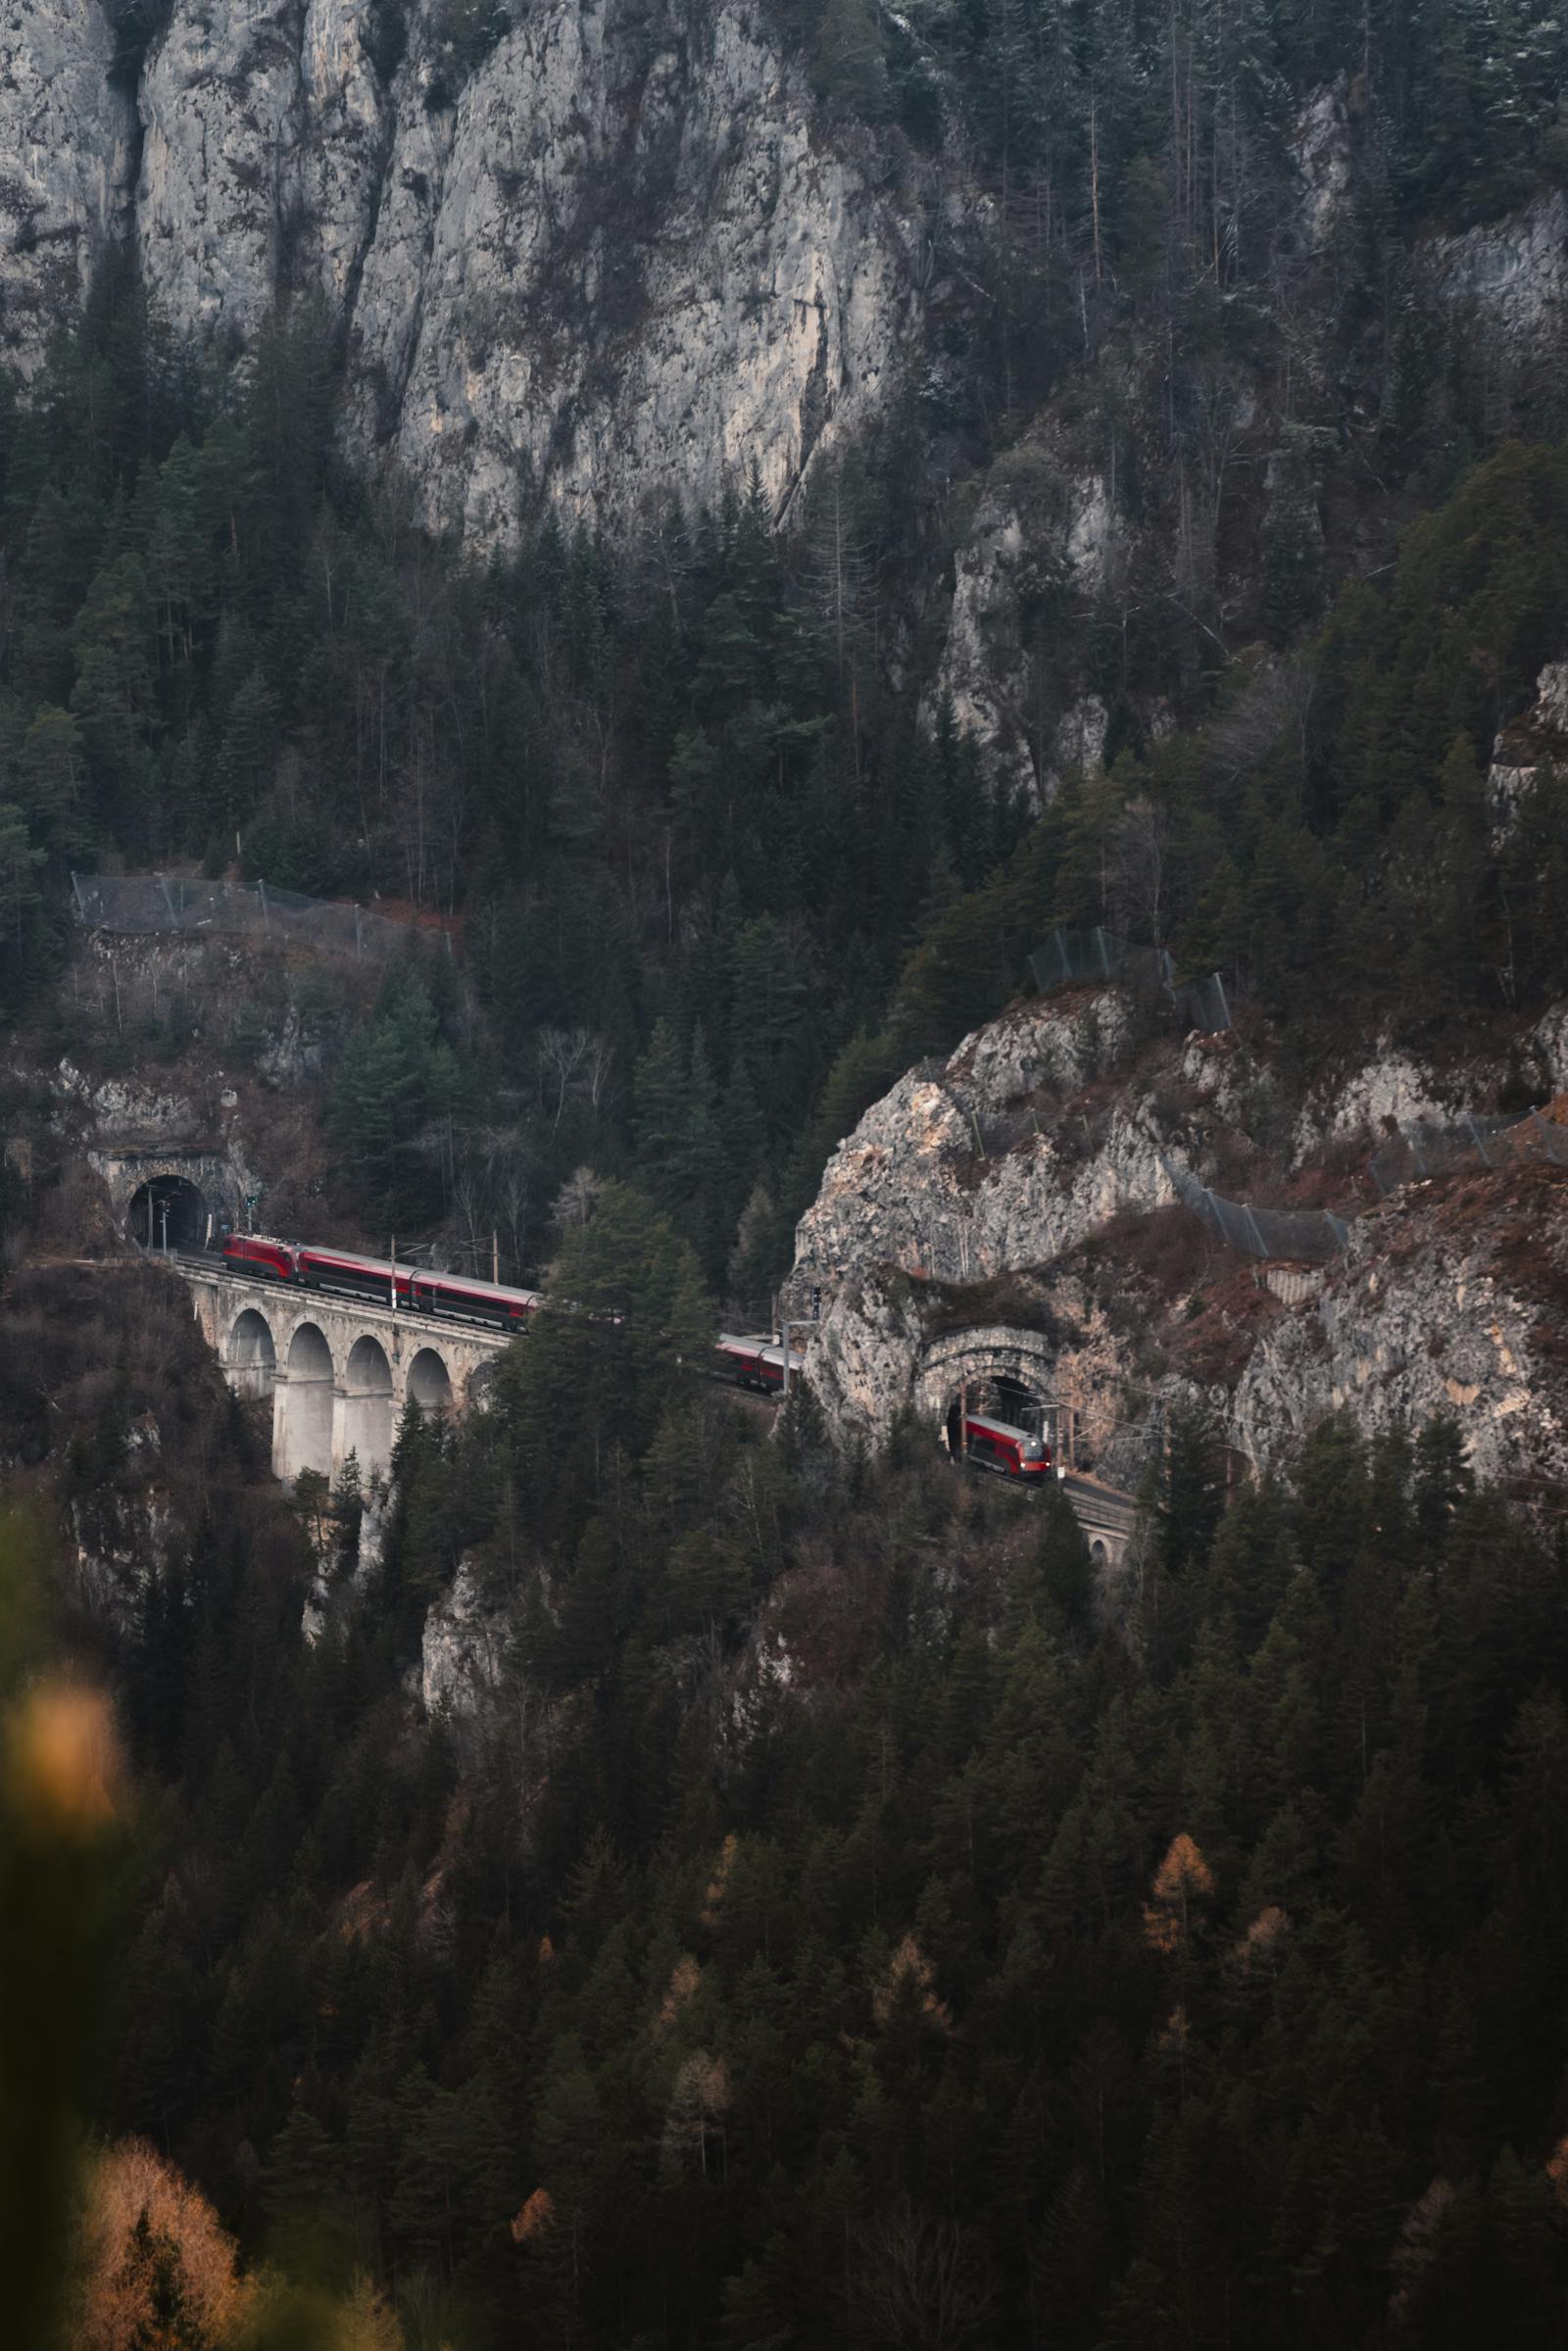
[
  {"x1": 354, "y1": 905, "x2": 363, "y2": 957},
  {"x1": 1465, "y1": 1112, "x2": 1491, "y2": 1168},
  {"x1": 258, "y1": 878, "x2": 270, "y2": 935},
  {"x1": 158, "y1": 873, "x2": 177, "y2": 924},
  {"x1": 1532, "y1": 1108, "x2": 1568, "y2": 1165}
]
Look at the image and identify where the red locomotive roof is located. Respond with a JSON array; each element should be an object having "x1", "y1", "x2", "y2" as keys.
[{"x1": 964, "y1": 1412, "x2": 1043, "y2": 1445}]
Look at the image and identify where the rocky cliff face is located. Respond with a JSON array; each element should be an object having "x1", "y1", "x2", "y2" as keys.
[
  {"x1": 924, "y1": 453, "x2": 1121, "y2": 803},
  {"x1": 127, "y1": 0, "x2": 919, "y2": 535},
  {"x1": 352, "y1": 0, "x2": 919, "y2": 536},
  {"x1": 791, "y1": 991, "x2": 1174, "y2": 1297},
  {"x1": 0, "y1": 1, "x2": 135, "y2": 374},
  {"x1": 138, "y1": 0, "x2": 388, "y2": 342}
]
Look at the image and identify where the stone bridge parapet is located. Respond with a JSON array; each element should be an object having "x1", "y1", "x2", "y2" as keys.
[{"x1": 171, "y1": 1261, "x2": 511, "y2": 1485}]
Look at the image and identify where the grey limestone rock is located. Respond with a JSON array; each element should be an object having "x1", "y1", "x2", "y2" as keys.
[
  {"x1": 137, "y1": 0, "x2": 388, "y2": 341},
  {"x1": 0, "y1": 1, "x2": 136, "y2": 375},
  {"x1": 131, "y1": 0, "x2": 917, "y2": 537},
  {"x1": 344, "y1": 0, "x2": 919, "y2": 538}
]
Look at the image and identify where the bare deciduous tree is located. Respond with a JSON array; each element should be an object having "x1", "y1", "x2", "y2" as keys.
[
  {"x1": 854, "y1": 2195, "x2": 997, "y2": 2351},
  {"x1": 1105, "y1": 792, "x2": 1171, "y2": 947}
]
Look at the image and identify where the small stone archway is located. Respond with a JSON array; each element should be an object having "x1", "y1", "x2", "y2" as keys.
[
  {"x1": 226, "y1": 1306, "x2": 277, "y2": 1403},
  {"x1": 126, "y1": 1172, "x2": 208, "y2": 1252},
  {"x1": 278, "y1": 1321, "x2": 335, "y2": 1483},
  {"x1": 341, "y1": 1335, "x2": 395, "y2": 1479},
  {"x1": 407, "y1": 1347, "x2": 454, "y2": 1416}
]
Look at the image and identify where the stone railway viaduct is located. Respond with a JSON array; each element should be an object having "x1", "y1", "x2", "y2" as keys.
[
  {"x1": 166, "y1": 1259, "x2": 1141, "y2": 1567},
  {"x1": 173, "y1": 1259, "x2": 511, "y2": 1485}
]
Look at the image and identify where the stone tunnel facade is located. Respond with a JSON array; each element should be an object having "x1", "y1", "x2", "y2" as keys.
[
  {"x1": 174, "y1": 1264, "x2": 510, "y2": 1486},
  {"x1": 914, "y1": 1324, "x2": 1061, "y2": 1430},
  {"x1": 913, "y1": 1322, "x2": 1139, "y2": 1573}
]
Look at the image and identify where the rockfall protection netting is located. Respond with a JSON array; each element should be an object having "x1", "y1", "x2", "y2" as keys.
[
  {"x1": 72, "y1": 873, "x2": 446, "y2": 961},
  {"x1": 1161, "y1": 1154, "x2": 1353, "y2": 1264},
  {"x1": 1028, "y1": 928, "x2": 1232, "y2": 1033},
  {"x1": 1367, "y1": 1107, "x2": 1568, "y2": 1193},
  {"x1": 1163, "y1": 1107, "x2": 1568, "y2": 1267}
]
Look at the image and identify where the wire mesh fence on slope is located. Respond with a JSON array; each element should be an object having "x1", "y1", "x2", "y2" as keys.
[
  {"x1": 71, "y1": 873, "x2": 445, "y2": 961},
  {"x1": 1168, "y1": 1105, "x2": 1568, "y2": 1268},
  {"x1": 1028, "y1": 928, "x2": 1232, "y2": 1033},
  {"x1": 1368, "y1": 1107, "x2": 1568, "y2": 1193},
  {"x1": 1161, "y1": 1155, "x2": 1352, "y2": 1264}
]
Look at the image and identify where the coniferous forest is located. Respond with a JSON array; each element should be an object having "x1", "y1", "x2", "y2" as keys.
[
  {"x1": 3, "y1": 1, "x2": 1568, "y2": 2346},
  {"x1": 7, "y1": 1256, "x2": 1568, "y2": 2346}
]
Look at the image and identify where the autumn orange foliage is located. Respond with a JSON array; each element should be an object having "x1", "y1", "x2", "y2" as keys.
[
  {"x1": 511, "y1": 2185, "x2": 558, "y2": 2246},
  {"x1": 656, "y1": 1952, "x2": 703, "y2": 2033},
  {"x1": 871, "y1": 1934, "x2": 954, "y2": 2032},
  {"x1": 70, "y1": 2137, "x2": 253, "y2": 2350},
  {"x1": 1141, "y1": 1833, "x2": 1216, "y2": 1953},
  {"x1": 701, "y1": 1833, "x2": 738, "y2": 1928}
]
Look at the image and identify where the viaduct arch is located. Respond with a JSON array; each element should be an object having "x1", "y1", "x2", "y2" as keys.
[{"x1": 172, "y1": 1263, "x2": 509, "y2": 1486}]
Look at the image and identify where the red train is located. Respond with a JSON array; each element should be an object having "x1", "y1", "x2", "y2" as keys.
[
  {"x1": 714, "y1": 1333, "x2": 807, "y2": 1393},
  {"x1": 220, "y1": 1234, "x2": 543, "y2": 1329},
  {"x1": 956, "y1": 1411, "x2": 1053, "y2": 1481},
  {"x1": 219, "y1": 1240, "x2": 1050, "y2": 1472}
]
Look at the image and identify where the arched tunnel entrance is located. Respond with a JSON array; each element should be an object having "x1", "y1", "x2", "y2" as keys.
[
  {"x1": 946, "y1": 1371, "x2": 1048, "y2": 1455},
  {"x1": 127, "y1": 1174, "x2": 208, "y2": 1252}
]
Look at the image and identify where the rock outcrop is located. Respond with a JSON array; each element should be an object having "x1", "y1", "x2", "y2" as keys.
[
  {"x1": 926, "y1": 452, "x2": 1120, "y2": 804},
  {"x1": 1439, "y1": 189, "x2": 1568, "y2": 356},
  {"x1": 793, "y1": 988, "x2": 1568, "y2": 1494},
  {"x1": 791, "y1": 991, "x2": 1172, "y2": 1300},
  {"x1": 347, "y1": 0, "x2": 918, "y2": 536},
  {"x1": 0, "y1": 1, "x2": 135, "y2": 375}
]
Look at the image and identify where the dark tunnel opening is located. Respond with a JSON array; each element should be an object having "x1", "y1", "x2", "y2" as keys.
[{"x1": 127, "y1": 1175, "x2": 208, "y2": 1253}]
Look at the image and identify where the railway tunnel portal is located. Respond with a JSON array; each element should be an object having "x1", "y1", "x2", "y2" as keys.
[{"x1": 914, "y1": 1323, "x2": 1140, "y2": 1572}]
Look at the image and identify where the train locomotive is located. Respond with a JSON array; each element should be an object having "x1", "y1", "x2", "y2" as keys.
[{"x1": 955, "y1": 1409, "x2": 1053, "y2": 1481}]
